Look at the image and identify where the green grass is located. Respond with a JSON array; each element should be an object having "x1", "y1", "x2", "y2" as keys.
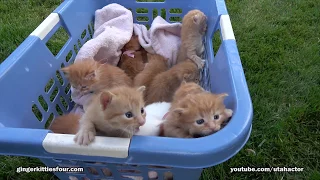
[{"x1": 0, "y1": 0, "x2": 319, "y2": 180}]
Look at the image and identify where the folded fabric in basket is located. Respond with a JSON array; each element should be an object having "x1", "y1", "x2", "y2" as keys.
[
  {"x1": 74, "y1": 3, "x2": 133, "y2": 65},
  {"x1": 133, "y1": 16, "x2": 182, "y2": 68}
]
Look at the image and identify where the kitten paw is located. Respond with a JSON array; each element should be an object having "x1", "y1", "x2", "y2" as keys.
[
  {"x1": 195, "y1": 59, "x2": 205, "y2": 69},
  {"x1": 74, "y1": 129, "x2": 96, "y2": 145}
]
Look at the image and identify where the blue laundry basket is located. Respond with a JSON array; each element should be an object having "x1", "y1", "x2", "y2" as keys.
[{"x1": 0, "y1": 0, "x2": 253, "y2": 179}]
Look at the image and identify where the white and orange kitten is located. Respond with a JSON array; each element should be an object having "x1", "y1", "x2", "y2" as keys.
[{"x1": 177, "y1": 9, "x2": 207, "y2": 69}]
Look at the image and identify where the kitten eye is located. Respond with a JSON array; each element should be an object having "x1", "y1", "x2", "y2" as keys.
[
  {"x1": 125, "y1": 112, "x2": 133, "y2": 118},
  {"x1": 214, "y1": 115, "x2": 219, "y2": 120},
  {"x1": 89, "y1": 91, "x2": 94, "y2": 94},
  {"x1": 196, "y1": 119, "x2": 205, "y2": 125},
  {"x1": 81, "y1": 86, "x2": 87, "y2": 89},
  {"x1": 141, "y1": 108, "x2": 145, "y2": 114}
]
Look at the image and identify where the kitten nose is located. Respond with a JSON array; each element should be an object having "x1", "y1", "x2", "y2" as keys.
[
  {"x1": 138, "y1": 117, "x2": 145, "y2": 126},
  {"x1": 209, "y1": 124, "x2": 216, "y2": 130}
]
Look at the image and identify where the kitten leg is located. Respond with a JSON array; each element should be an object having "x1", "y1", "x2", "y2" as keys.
[
  {"x1": 74, "y1": 118, "x2": 96, "y2": 145},
  {"x1": 187, "y1": 53, "x2": 205, "y2": 69}
]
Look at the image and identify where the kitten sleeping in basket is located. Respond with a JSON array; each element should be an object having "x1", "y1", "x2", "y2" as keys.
[
  {"x1": 61, "y1": 58, "x2": 132, "y2": 110},
  {"x1": 160, "y1": 82, "x2": 233, "y2": 138},
  {"x1": 118, "y1": 35, "x2": 148, "y2": 79}
]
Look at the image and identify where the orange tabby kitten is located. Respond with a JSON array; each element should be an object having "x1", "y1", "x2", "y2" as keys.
[
  {"x1": 177, "y1": 9, "x2": 207, "y2": 69},
  {"x1": 61, "y1": 58, "x2": 132, "y2": 108},
  {"x1": 74, "y1": 86, "x2": 146, "y2": 145},
  {"x1": 118, "y1": 35, "x2": 148, "y2": 79},
  {"x1": 171, "y1": 81, "x2": 205, "y2": 106},
  {"x1": 133, "y1": 53, "x2": 168, "y2": 99},
  {"x1": 145, "y1": 59, "x2": 200, "y2": 105},
  {"x1": 161, "y1": 83, "x2": 233, "y2": 138}
]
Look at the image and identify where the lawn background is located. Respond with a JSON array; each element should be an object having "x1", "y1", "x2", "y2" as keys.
[{"x1": 0, "y1": 0, "x2": 319, "y2": 179}]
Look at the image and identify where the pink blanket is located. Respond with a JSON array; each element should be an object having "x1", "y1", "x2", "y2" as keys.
[
  {"x1": 74, "y1": 3, "x2": 133, "y2": 65},
  {"x1": 133, "y1": 16, "x2": 182, "y2": 67}
]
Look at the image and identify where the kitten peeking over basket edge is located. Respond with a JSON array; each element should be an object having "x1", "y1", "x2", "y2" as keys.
[
  {"x1": 74, "y1": 86, "x2": 147, "y2": 145},
  {"x1": 159, "y1": 82, "x2": 233, "y2": 138}
]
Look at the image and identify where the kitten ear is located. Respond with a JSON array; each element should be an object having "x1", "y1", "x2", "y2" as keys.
[
  {"x1": 100, "y1": 91, "x2": 115, "y2": 110},
  {"x1": 224, "y1": 109, "x2": 233, "y2": 117},
  {"x1": 137, "y1": 86, "x2": 146, "y2": 93},
  {"x1": 61, "y1": 67, "x2": 70, "y2": 77},
  {"x1": 84, "y1": 71, "x2": 96, "y2": 80},
  {"x1": 172, "y1": 108, "x2": 185, "y2": 116},
  {"x1": 193, "y1": 14, "x2": 200, "y2": 24},
  {"x1": 218, "y1": 93, "x2": 228, "y2": 99}
]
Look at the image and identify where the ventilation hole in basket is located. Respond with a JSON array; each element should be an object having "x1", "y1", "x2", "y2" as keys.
[
  {"x1": 163, "y1": 172, "x2": 173, "y2": 180},
  {"x1": 61, "y1": 63, "x2": 65, "y2": 68},
  {"x1": 160, "y1": 9, "x2": 166, "y2": 20},
  {"x1": 66, "y1": 50, "x2": 73, "y2": 62},
  {"x1": 213, "y1": 30, "x2": 221, "y2": 56},
  {"x1": 152, "y1": 9, "x2": 158, "y2": 19},
  {"x1": 85, "y1": 37, "x2": 90, "y2": 43},
  {"x1": 148, "y1": 166, "x2": 171, "y2": 169},
  {"x1": 88, "y1": 24, "x2": 93, "y2": 38},
  {"x1": 45, "y1": 78, "x2": 54, "y2": 93},
  {"x1": 169, "y1": 8, "x2": 182, "y2": 14},
  {"x1": 145, "y1": 24, "x2": 150, "y2": 30},
  {"x1": 137, "y1": 16, "x2": 149, "y2": 22},
  {"x1": 136, "y1": 0, "x2": 165, "y2": 2},
  {"x1": 81, "y1": 29, "x2": 87, "y2": 39},
  {"x1": 102, "y1": 168, "x2": 112, "y2": 177},
  {"x1": 148, "y1": 171, "x2": 158, "y2": 180},
  {"x1": 45, "y1": 113, "x2": 54, "y2": 129},
  {"x1": 136, "y1": 8, "x2": 148, "y2": 13},
  {"x1": 78, "y1": 39, "x2": 82, "y2": 48},
  {"x1": 50, "y1": 87, "x2": 59, "y2": 102},
  {"x1": 87, "y1": 167, "x2": 99, "y2": 175},
  {"x1": 46, "y1": 27, "x2": 69, "y2": 56},
  {"x1": 32, "y1": 104, "x2": 42, "y2": 121},
  {"x1": 56, "y1": 104, "x2": 63, "y2": 115},
  {"x1": 38, "y1": 95, "x2": 48, "y2": 111},
  {"x1": 74, "y1": 44, "x2": 79, "y2": 54},
  {"x1": 118, "y1": 169, "x2": 141, "y2": 174},
  {"x1": 169, "y1": 17, "x2": 182, "y2": 22},
  {"x1": 60, "y1": 96, "x2": 68, "y2": 110},
  {"x1": 65, "y1": 83, "x2": 71, "y2": 94},
  {"x1": 56, "y1": 70, "x2": 64, "y2": 85}
]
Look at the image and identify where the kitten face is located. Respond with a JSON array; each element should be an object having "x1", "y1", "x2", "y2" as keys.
[
  {"x1": 100, "y1": 86, "x2": 146, "y2": 137},
  {"x1": 170, "y1": 93, "x2": 233, "y2": 138},
  {"x1": 192, "y1": 11, "x2": 207, "y2": 34},
  {"x1": 61, "y1": 59, "x2": 99, "y2": 95}
]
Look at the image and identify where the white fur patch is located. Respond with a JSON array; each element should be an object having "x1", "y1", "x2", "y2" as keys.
[{"x1": 135, "y1": 102, "x2": 171, "y2": 136}]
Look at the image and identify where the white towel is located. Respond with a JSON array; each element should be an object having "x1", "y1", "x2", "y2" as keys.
[
  {"x1": 74, "y1": 3, "x2": 133, "y2": 66},
  {"x1": 133, "y1": 16, "x2": 182, "y2": 67}
]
